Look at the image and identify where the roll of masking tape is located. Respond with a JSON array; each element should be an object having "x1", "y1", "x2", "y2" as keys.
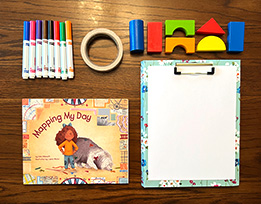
[{"x1": 80, "y1": 28, "x2": 123, "y2": 72}]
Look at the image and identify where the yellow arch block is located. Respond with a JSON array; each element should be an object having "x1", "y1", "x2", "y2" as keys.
[{"x1": 196, "y1": 36, "x2": 226, "y2": 52}]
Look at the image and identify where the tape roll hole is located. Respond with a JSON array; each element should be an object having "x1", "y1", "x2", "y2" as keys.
[{"x1": 87, "y1": 36, "x2": 118, "y2": 66}]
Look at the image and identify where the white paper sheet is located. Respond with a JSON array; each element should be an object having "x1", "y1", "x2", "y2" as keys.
[{"x1": 148, "y1": 66, "x2": 236, "y2": 180}]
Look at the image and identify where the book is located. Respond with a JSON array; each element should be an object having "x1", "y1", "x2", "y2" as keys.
[{"x1": 22, "y1": 99, "x2": 129, "y2": 184}]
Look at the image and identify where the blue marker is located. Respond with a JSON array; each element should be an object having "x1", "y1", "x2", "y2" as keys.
[{"x1": 22, "y1": 21, "x2": 30, "y2": 79}]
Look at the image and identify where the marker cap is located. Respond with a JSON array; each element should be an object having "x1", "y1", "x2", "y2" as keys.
[
  {"x1": 23, "y1": 21, "x2": 30, "y2": 41},
  {"x1": 54, "y1": 21, "x2": 60, "y2": 40},
  {"x1": 60, "y1": 22, "x2": 66, "y2": 41},
  {"x1": 48, "y1": 20, "x2": 53, "y2": 39},
  {"x1": 65, "y1": 21, "x2": 72, "y2": 40},
  {"x1": 30, "y1": 21, "x2": 36, "y2": 40},
  {"x1": 36, "y1": 20, "x2": 42, "y2": 39},
  {"x1": 42, "y1": 20, "x2": 48, "y2": 39}
]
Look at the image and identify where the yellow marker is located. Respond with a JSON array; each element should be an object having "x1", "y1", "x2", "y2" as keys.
[{"x1": 197, "y1": 36, "x2": 226, "y2": 52}]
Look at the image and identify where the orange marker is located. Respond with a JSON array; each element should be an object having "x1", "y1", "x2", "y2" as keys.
[{"x1": 65, "y1": 21, "x2": 74, "y2": 79}]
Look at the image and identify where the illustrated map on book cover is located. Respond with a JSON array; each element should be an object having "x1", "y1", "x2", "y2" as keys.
[{"x1": 22, "y1": 99, "x2": 128, "y2": 184}]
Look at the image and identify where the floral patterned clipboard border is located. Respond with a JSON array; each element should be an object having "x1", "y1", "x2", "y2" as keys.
[{"x1": 140, "y1": 60, "x2": 240, "y2": 188}]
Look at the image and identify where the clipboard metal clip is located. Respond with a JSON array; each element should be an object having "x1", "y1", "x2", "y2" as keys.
[{"x1": 174, "y1": 63, "x2": 215, "y2": 75}]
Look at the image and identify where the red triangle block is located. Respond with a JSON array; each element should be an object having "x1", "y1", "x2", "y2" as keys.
[{"x1": 196, "y1": 18, "x2": 225, "y2": 35}]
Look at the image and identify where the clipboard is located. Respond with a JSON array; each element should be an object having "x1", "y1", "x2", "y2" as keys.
[{"x1": 140, "y1": 60, "x2": 240, "y2": 188}]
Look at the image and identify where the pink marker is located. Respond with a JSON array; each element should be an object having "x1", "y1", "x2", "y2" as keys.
[{"x1": 29, "y1": 21, "x2": 36, "y2": 79}]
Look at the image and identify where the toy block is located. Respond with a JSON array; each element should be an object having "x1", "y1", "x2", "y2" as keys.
[
  {"x1": 227, "y1": 22, "x2": 245, "y2": 52},
  {"x1": 165, "y1": 37, "x2": 195, "y2": 54},
  {"x1": 147, "y1": 22, "x2": 162, "y2": 53},
  {"x1": 129, "y1": 19, "x2": 144, "y2": 52},
  {"x1": 196, "y1": 18, "x2": 225, "y2": 35},
  {"x1": 196, "y1": 36, "x2": 226, "y2": 52},
  {"x1": 165, "y1": 20, "x2": 195, "y2": 36}
]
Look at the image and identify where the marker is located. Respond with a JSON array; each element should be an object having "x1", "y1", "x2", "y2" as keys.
[
  {"x1": 48, "y1": 20, "x2": 55, "y2": 78},
  {"x1": 36, "y1": 20, "x2": 42, "y2": 78},
  {"x1": 65, "y1": 21, "x2": 74, "y2": 79},
  {"x1": 29, "y1": 21, "x2": 36, "y2": 79},
  {"x1": 22, "y1": 21, "x2": 30, "y2": 79},
  {"x1": 54, "y1": 21, "x2": 61, "y2": 79},
  {"x1": 42, "y1": 20, "x2": 48, "y2": 78},
  {"x1": 60, "y1": 22, "x2": 67, "y2": 80}
]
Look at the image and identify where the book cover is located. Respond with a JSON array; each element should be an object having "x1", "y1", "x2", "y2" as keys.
[{"x1": 22, "y1": 99, "x2": 129, "y2": 184}]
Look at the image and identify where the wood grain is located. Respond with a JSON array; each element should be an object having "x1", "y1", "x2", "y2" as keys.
[{"x1": 0, "y1": 0, "x2": 261, "y2": 203}]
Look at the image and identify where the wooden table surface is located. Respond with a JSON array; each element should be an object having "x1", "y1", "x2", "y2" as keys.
[{"x1": 0, "y1": 0, "x2": 260, "y2": 203}]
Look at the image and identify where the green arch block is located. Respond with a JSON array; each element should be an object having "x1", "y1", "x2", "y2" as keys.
[{"x1": 165, "y1": 20, "x2": 195, "y2": 36}]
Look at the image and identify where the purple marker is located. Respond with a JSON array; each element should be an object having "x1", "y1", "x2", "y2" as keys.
[
  {"x1": 36, "y1": 20, "x2": 42, "y2": 78},
  {"x1": 29, "y1": 21, "x2": 36, "y2": 79}
]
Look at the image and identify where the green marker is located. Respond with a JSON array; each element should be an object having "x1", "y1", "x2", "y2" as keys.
[{"x1": 60, "y1": 22, "x2": 67, "y2": 80}]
